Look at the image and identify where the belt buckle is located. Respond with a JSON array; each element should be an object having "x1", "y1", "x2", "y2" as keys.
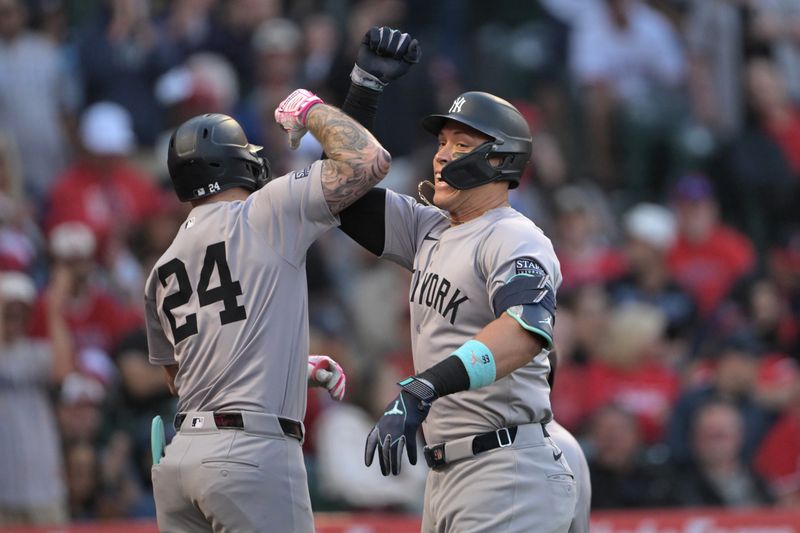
[
  {"x1": 496, "y1": 427, "x2": 512, "y2": 448},
  {"x1": 424, "y1": 443, "x2": 447, "y2": 470}
]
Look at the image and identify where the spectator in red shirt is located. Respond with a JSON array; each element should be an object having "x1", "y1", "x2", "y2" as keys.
[
  {"x1": 43, "y1": 101, "x2": 162, "y2": 263},
  {"x1": 667, "y1": 173, "x2": 756, "y2": 317},
  {"x1": 29, "y1": 222, "x2": 141, "y2": 384},
  {"x1": 583, "y1": 302, "x2": 680, "y2": 443}
]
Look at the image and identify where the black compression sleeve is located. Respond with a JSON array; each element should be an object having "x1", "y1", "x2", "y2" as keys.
[
  {"x1": 339, "y1": 188, "x2": 386, "y2": 256},
  {"x1": 335, "y1": 82, "x2": 386, "y2": 255},
  {"x1": 341, "y1": 83, "x2": 380, "y2": 131},
  {"x1": 416, "y1": 355, "x2": 471, "y2": 398}
]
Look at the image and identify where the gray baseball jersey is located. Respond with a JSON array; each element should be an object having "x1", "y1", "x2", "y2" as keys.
[
  {"x1": 147, "y1": 161, "x2": 338, "y2": 532},
  {"x1": 381, "y1": 190, "x2": 562, "y2": 445},
  {"x1": 145, "y1": 160, "x2": 338, "y2": 421}
]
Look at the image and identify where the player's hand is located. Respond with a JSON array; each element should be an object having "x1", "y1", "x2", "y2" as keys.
[
  {"x1": 307, "y1": 354, "x2": 346, "y2": 401},
  {"x1": 351, "y1": 26, "x2": 421, "y2": 91},
  {"x1": 365, "y1": 388, "x2": 430, "y2": 475},
  {"x1": 274, "y1": 89, "x2": 324, "y2": 149}
]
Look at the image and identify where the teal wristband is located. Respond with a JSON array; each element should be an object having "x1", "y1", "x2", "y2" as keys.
[{"x1": 452, "y1": 340, "x2": 496, "y2": 390}]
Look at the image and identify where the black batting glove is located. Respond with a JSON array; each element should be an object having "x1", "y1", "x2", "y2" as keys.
[
  {"x1": 364, "y1": 377, "x2": 435, "y2": 475},
  {"x1": 351, "y1": 26, "x2": 421, "y2": 91}
]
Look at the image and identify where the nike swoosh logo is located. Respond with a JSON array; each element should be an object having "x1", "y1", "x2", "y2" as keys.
[{"x1": 553, "y1": 450, "x2": 563, "y2": 461}]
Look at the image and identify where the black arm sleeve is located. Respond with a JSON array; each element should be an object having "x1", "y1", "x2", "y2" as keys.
[
  {"x1": 341, "y1": 82, "x2": 380, "y2": 133},
  {"x1": 339, "y1": 188, "x2": 386, "y2": 256},
  {"x1": 333, "y1": 82, "x2": 387, "y2": 256}
]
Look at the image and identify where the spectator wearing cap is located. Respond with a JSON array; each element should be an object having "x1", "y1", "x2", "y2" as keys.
[
  {"x1": 665, "y1": 399, "x2": 774, "y2": 507},
  {"x1": 0, "y1": 270, "x2": 73, "y2": 526},
  {"x1": 43, "y1": 101, "x2": 162, "y2": 262},
  {"x1": 608, "y1": 203, "x2": 697, "y2": 344},
  {"x1": 667, "y1": 173, "x2": 756, "y2": 318},
  {"x1": 666, "y1": 333, "x2": 776, "y2": 466},
  {"x1": 29, "y1": 222, "x2": 141, "y2": 381}
]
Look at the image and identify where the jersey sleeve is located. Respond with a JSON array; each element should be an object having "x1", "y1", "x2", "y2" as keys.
[
  {"x1": 381, "y1": 189, "x2": 445, "y2": 271},
  {"x1": 144, "y1": 270, "x2": 176, "y2": 366},
  {"x1": 479, "y1": 220, "x2": 562, "y2": 313},
  {"x1": 246, "y1": 160, "x2": 340, "y2": 266}
]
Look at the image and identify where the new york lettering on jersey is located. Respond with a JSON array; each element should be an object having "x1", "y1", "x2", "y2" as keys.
[{"x1": 409, "y1": 268, "x2": 469, "y2": 325}]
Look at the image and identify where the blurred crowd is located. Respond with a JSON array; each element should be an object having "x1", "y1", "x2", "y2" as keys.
[{"x1": 0, "y1": 0, "x2": 799, "y2": 526}]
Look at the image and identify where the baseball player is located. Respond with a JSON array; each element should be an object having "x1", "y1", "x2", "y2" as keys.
[
  {"x1": 547, "y1": 352, "x2": 591, "y2": 533},
  {"x1": 145, "y1": 90, "x2": 389, "y2": 532},
  {"x1": 334, "y1": 39, "x2": 576, "y2": 530}
]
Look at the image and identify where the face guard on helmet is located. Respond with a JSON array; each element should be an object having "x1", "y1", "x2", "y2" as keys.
[
  {"x1": 422, "y1": 91, "x2": 532, "y2": 190},
  {"x1": 167, "y1": 113, "x2": 271, "y2": 202}
]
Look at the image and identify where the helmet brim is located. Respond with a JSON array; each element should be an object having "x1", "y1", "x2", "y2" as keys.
[{"x1": 421, "y1": 113, "x2": 497, "y2": 141}]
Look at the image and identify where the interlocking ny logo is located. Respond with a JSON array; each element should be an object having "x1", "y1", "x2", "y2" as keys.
[{"x1": 449, "y1": 96, "x2": 466, "y2": 113}]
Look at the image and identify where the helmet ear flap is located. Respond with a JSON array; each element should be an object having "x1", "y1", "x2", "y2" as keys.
[{"x1": 255, "y1": 155, "x2": 272, "y2": 190}]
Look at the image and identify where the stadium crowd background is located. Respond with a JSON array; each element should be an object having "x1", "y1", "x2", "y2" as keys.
[{"x1": 0, "y1": 0, "x2": 799, "y2": 525}]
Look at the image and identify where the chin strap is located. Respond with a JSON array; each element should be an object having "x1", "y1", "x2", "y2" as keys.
[{"x1": 417, "y1": 180, "x2": 451, "y2": 221}]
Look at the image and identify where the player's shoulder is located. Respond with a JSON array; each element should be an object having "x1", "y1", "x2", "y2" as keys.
[
  {"x1": 487, "y1": 209, "x2": 554, "y2": 249},
  {"x1": 259, "y1": 161, "x2": 321, "y2": 190}
]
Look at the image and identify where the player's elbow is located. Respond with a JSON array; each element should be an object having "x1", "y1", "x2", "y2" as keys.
[{"x1": 368, "y1": 146, "x2": 391, "y2": 184}]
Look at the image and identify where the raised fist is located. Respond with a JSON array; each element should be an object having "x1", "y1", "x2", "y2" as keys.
[{"x1": 351, "y1": 26, "x2": 421, "y2": 91}]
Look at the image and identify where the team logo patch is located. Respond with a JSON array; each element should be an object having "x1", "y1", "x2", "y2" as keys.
[
  {"x1": 515, "y1": 257, "x2": 546, "y2": 276},
  {"x1": 292, "y1": 166, "x2": 311, "y2": 179},
  {"x1": 449, "y1": 96, "x2": 466, "y2": 113},
  {"x1": 191, "y1": 416, "x2": 204, "y2": 428}
]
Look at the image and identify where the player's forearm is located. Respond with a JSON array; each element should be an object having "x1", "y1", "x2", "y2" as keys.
[
  {"x1": 473, "y1": 313, "x2": 544, "y2": 379},
  {"x1": 306, "y1": 103, "x2": 391, "y2": 215},
  {"x1": 401, "y1": 314, "x2": 546, "y2": 406}
]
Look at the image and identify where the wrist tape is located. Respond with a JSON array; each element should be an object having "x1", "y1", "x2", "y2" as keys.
[
  {"x1": 452, "y1": 340, "x2": 496, "y2": 390},
  {"x1": 350, "y1": 64, "x2": 387, "y2": 92}
]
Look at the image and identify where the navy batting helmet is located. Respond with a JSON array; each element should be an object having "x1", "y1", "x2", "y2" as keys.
[
  {"x1": 422, "y1": 91, "x2": 532, "y2": 190},
  {"x1": 167, "y1": 113, "x2": 271, "y2": 202}
]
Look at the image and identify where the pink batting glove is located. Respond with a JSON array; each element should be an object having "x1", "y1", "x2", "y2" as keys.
[
  {"x1": 307, "y1": 355, "x2": 347, "y2": 401},
  {"x1": 274, "y1": 89, "x2": 324, "y2": 150}
]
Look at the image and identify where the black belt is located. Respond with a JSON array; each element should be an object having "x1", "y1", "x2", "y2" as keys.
[
  {"x1": 174, "y1": 412, "x2": 304, "y2": 442},
  {"x1": 423, "y1": 423, "x2": 550, "y2": 471}
]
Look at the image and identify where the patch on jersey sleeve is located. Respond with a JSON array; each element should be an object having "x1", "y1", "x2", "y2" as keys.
[
  {"x1": 515, "y1": 257, "x2": 546, "y2": 277},
  {"x1": 291, "y1": 166, "x2": 311, "y2": 179}
]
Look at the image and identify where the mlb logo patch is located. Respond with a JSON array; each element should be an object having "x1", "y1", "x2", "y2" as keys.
[
  {"x1": 191, "y1": 416, "x2": 204, "y2": 428},
  {"x1": 515, "y1": 258, "x2": 545, "y2": 276},
  {"x1": 432, "y1": 447, "x2": 444, "y2": 461}
]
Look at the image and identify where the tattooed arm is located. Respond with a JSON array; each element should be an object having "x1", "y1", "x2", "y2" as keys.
[{"x1": 305, "y1": 104, "x2": 391, "y2": 215}]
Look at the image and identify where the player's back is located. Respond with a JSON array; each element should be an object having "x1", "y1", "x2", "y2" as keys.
[{"x1": 147, "y1": 194, "x2": 315, "y2": 421}]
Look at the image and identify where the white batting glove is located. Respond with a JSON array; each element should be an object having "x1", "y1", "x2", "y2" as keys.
[
  {"x1": 274, "y1": 89, "x2": 324, "y2": 150},
  {"x1": 307, "y1": 355, "x2": 346, "y2": 401}
]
